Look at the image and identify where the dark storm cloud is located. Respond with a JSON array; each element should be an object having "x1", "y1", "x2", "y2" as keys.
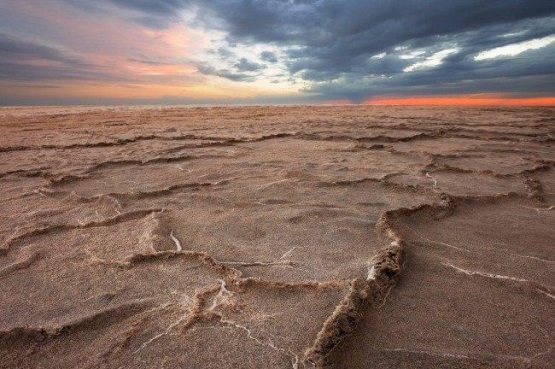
[
  {"x1": 260, "y1": 51, "x2": 277, "y2": 63},
  {"x1": 0, "y1": 33, "x2": 111, "y2": 82},
  {"x1": 90, "y1": 0, "x2": 555, "y2": 98},
  {"x1": 3, "y1": 0, "x2": 555, "y2": 102},
  {"x1": 0, "y1": 33, "x2": 73, "y2": 64},
  {"x1": 187, "y1": 0, "x2": 555, "y2": 60},
  {"x1": 304, "y1": 44, "x2": 555, "y2": 101},
  {"x1": 234, "y1": 58, "x2": 266, "y2": 72}
]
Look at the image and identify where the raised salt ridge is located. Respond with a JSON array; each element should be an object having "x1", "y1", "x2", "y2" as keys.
[{"x1": 0, "y1": 106, "x2": 553, "y2": 369}]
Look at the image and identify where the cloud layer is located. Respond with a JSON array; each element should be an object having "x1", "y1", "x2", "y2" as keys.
[{"x1": 1, "y1": 0, "x2": 554, "y2": 104}]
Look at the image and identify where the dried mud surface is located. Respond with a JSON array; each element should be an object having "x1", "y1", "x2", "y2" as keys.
[{"x1": 0, "y1": 105, "x2": 553, "y2": 369}]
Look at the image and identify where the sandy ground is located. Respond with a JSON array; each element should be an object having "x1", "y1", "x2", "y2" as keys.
[{"x1": 0, "y1": 106, "x2": 553, "y2": 369}]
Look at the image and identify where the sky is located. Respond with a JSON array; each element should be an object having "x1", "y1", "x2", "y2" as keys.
[{"x1": 0, "y1": 0, "x2": 554, "y2": 106}]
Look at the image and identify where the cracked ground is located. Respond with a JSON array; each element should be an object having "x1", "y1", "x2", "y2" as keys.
[{"x1": 0, "y1": 106, "x2": 553, "y2": 369}]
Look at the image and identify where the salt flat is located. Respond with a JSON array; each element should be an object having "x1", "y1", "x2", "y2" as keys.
[{"x1": 0, "y1": 106, "x2": 553, "y2": 369}]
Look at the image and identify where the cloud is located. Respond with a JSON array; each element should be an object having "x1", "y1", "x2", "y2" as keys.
[
  {"x1": 105, "y1": 0, "x2": 188, "y2": 28},
  {"x1": 195, "y1": 63, "x2": 255, "y2": 82},
  {"x1": 403, "y1": 48, "x2": 460, "y2": 72},
  {"x1": 0, "y1": 33, "x2": 109, "y2": 82},
  {"x1": 176, "y1": 0, "x2": 555, "y2": 99},
  {"x1": 234, "y1": 57, "x2": 266, "y2": 72},
  {"x1": 2, "y1": 0, "x2": 555, "y2": 103},
  {"x1": 216, "y1": 47, "x2": 236, "y2": 59},
  {"x1": 260, "y1": 51, "x2": 277, "y2": 63},
  {"x1": 303, "y1": 43, "x2": 555, "y2": 101},
  {"x1": 475, "y1": 34, "x2": 555, "y2": 60},
  {"x1": 0, "y1": 33, "x2": 74, "y2": 65}
]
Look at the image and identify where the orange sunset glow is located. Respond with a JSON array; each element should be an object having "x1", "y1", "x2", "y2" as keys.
[{"x1": 365, "y1": 95, "x2": 555, "y2": 106}]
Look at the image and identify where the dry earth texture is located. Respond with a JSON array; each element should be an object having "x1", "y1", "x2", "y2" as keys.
[{"x1": 0, "y1": 106, "x2": 553, "y2": 369}]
